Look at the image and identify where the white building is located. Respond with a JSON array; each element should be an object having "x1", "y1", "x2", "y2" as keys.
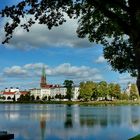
[
  {"x1": 30, "y1": 86, "x2": 79, "y2": 100},
  {"x1": 125, "y1": 82, "x2": 132, "y2": 95},
  {"x1": 1, "y1": 87, "x2": 29, "y2": 101},
  {"x1": 72, "y1": 86, "x2": 79, "y2": 100}
]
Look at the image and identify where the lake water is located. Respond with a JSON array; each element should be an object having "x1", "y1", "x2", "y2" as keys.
[{"x1": 0, "y1": 104, "x2": 140, "y2": 140}]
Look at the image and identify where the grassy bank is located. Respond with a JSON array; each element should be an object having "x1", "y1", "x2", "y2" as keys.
[
  {"x1": 0, "y1": 100, "x2": 140, "y2": 106},
  {"x1": 46, "y1": 100, "x2": 140, "y2": 106}
]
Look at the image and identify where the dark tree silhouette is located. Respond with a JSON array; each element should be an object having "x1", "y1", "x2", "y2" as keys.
[
  {"x1": 63, "y1": 80, "x2": 74, "y2": 100},
  {"x1": 1, "y1": 0, "x2": 140, "y2": 94}
]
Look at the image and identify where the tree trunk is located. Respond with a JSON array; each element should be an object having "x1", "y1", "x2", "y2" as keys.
[
  {"x1": 135, "y1": 41, "x2": 140, "y2": 96},
  {"x1": 136, "y1": 69, "x2": 140, "y2": 95}
]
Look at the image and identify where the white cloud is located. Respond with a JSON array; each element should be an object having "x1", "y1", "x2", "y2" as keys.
[
  {"x1": 4, "y1": 66, "x2": 28, "y2": 77},
  {"x1": 1, "y1": 16, "x2": 93, "y2": 50},
  {"x1": 95, "y1": 55, "x2": 106, "y2": 63},
  {"x1": 118, "y1": 73, "x2": 136, "y2": 87},
  {"x1": 49, "y1": 63, "x2": 103, "y2": 81},
  {"x1": 3, "y1": 63, "x2": 103, "y2": 83},
  {"x1": 23, "y1": 63, "x2": 45, "y2": 70}
]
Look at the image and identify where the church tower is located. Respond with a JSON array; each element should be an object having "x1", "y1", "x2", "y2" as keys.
[{"x1": 40, "y1": 66, "x2": 47, "y2": 88}]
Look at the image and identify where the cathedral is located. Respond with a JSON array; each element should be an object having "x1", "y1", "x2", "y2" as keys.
[
  {"x1": 40, "y1": 66, "x2": 54, "y2": 88},
  {"x1": 30, "y1": 66, "x2": 79, "y2": 100},
  {"x1": 40, "y1": 66, "x2": 47, "y2": 88}
]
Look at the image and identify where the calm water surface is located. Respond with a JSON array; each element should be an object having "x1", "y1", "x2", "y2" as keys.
[{"x1": 0, "y1": 104, "x2": 140, "y2": 140}]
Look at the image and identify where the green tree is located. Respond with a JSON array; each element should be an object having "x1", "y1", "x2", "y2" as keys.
[
  {"x1": 108, "y1": 83, "x2": 115, "y2": 99},
  {"x1": 24, "y1": 93, "x2": 31, "y2": 101},
  {"x1": 18, "y1": 93, "x2": 32, "y2": 101},
  {"x1": 129, "y1": 84, "x2": 139, "y2": 100},
  {"x1": 120, "y1": 93, "x2": 129, "y2": 100},
  {"x1": 79, "y1": 81, "x2": 95, "y2": 101},
  {"x1": 18, "y1": 94, "x2": 24, "y2": 101},
  {"x1": 30, "y1": 95, "x2": 35, "y2": 101},
  {"x1": 1, "y1": 1, "x2": 140, "y2": 94},
  {"x1": 55, "y1": 94, "x2": 61, "y2": 99},
  {"x1": 91, "y1": 83, "x2": 98, "y2": 100},
  {"x1": 2, "y1": 96, "x2": 6, "y2": 100},
  {"x1": 63, "y1": 80, "x2": 74, "y2": 101},
  {"x1": 113, "y1": 84, "x2": 121, "y2": 99},
  {"x1": 108, "y1": 83, "x2": 121, "y2": 100},
  {"x1": 12, "y1": 95, "x2": 16, "y2": 102},
  {"x1": 97, "y1": 81, "x2": 108, "y2": 100},
  {"x1": 48, "y1": 96, "x2": 51, "y2": 101},
  {"x1": 0, "y1": 96, "x2": 5, "y2": 100}
]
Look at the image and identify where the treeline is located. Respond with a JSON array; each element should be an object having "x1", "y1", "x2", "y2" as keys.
[{"x1": 78, "y1": 81, "x2": 139, "y2": 101}]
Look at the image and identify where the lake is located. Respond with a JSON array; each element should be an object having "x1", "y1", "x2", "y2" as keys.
[{"x1": 0, "y1": 104, "x2": 140, "y2": 140}]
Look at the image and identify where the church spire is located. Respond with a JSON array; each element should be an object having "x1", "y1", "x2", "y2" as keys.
[
  {"x1": 42, "y1": 65, "x2": 46, "y2": 79},
  {"x1": 40, "y1": 65, "x2": 47, "y2": 88}
]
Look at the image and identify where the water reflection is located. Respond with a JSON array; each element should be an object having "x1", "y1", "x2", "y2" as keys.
[
  {"x1": 64, "y1": 105, "x2": 73, "y2": 128},
  {"x1": 40, "y1": 115, "x2": 46, "y2": 140},
  {"x1": 0, "y1": 104, "x2": 140, "y2": 140}
]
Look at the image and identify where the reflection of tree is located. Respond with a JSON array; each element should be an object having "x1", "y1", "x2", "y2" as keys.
[
  {"x1": 40, "y1": 115, "x2": 46, "y2": 140},
  {"x1": 130, "y1": 107, "x2": 140, "y2": 128},
  {"x1": 64, "y1": 105, "x2": 73, "y2": 128},
  {"x1": 109, "y1": 115, "x2": 121, "y2": 126},
  {"x1": 79, "y1": 109, "x2": 109, "y2": 128},
  {"x1": 131, "y1": 119, "x2": 140, "y2": 125},
  {"x1": 80, "y1": 117, "x2": 94, "y2": 127},
  {"x1": 100, "y1": 119, "x2": 107, "y2": 128}
]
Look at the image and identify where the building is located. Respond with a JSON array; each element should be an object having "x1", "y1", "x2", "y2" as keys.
[
  {"x1": 1, "y1": 87, "x2": 29, "y2": 101},
  {"x1": 30, "y1": 66, "x2": 79, "y2": 100},
  {"x1": 125, "y1": 82, "x2": 132, "y2": 95}
]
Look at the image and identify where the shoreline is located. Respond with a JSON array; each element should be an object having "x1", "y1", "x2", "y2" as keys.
[{"x1": 0, "y1": 100, "x2": 140, "y2": 106}]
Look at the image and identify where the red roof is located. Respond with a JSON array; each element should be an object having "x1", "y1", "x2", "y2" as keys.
[
  {"x1": 3, "y1": 91, "x2": 29, "y2": 95},
  {"x1": 3, "y1": 92, "x2": 15, "y2": 95},
  {"x1": 42, "y1": 84, "x2": 53, "y2": 88},
  {"x1": 20, "y1": 91, "x2": 29, "y2": 95},
  {"x1": 41, "y1": 84, "x2": 60, "y2": 89}
]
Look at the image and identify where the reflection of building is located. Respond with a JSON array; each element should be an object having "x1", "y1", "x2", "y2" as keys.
[
  {"x1": 40, "y1": 115, "x2": 46, "y2": 140},
  {"x1": 30, "y1": 66, "x2": 79, "y2": 100}
]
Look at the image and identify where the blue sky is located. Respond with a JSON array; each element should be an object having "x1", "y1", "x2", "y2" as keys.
[{"x1": 0, "y1": 0, "x2": 136, "y2": 90}]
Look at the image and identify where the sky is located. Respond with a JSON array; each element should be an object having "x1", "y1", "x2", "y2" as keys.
[{"x1": 0, "y1": 0, "x2": 136, "y2": 90}]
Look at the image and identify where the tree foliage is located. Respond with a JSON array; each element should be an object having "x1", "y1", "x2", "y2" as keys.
[
  {"x1": 129, "y1": 84, "x2": 139, "y2": 100},
  {"x1": 79, "y1": 81, "x2": 96, "y2": 101},
  {"x1": 79, "y1": 81, "x2": 121, "y2": 100},
  {"x1": 97, "y1": 81, "x2": 108, "y2": 98},
  {"x1": 63, "y1": 80, "x2": 74, "y2": 100},
  {"x1": 108, "y1": 83, "x2": 115, "y2": 98},
  {"x1": 1, "y1": 0, "x2": 140, "y2": 94},
  {"x1": 18, "y1": 93, "x2": 31, "y2": 101},
  {"x1": 113, "y1": 84, "x2": 121, "y2": 99}
]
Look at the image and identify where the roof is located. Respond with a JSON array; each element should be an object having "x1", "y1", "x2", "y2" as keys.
[
  {"x1": 41, "y1": 84, "x2": 53, "y2": 89},
  {"x1": 3, "y1": 92, "x2": 16, "y2": 95},
  {"x1": 3, "y1": 91, "x2": 29, "y2": 95},
  {"x1": 20, "y1": 91, "x2": 29, "y2": 95}
]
